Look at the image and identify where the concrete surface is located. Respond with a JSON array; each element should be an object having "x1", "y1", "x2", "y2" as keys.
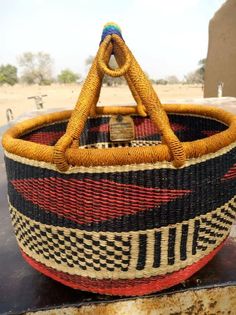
[{"x1": 26, "y1": 286, "x2": 236, "y2": 315}]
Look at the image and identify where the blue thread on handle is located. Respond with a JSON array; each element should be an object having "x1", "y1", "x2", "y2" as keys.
[{"x1": 100, "y1": 23, "x2": 124, "y2": 44}]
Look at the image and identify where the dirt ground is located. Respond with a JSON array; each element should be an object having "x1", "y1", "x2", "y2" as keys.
[{"x1": 0, "y1": 83, "x2": 203, "y2": 127}]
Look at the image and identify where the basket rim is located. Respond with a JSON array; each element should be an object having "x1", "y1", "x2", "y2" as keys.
[{"x1": 2, "y1": 104, "x2": 236, "y2": 168}]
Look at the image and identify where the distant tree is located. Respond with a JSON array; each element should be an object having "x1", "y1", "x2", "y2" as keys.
[
  {"x1": 150, "y1": 79, "x2": 156, "y2": 84},
  {"x1": 184, "y1": 71, "x2": 203, "y2": 84},
  {"x1": 195, "y1": 58, "x2": 206, "y2": 83},
  {"x1": 185, "y1": 69, "x2": 204, "y2": 84},
  {"x1": 0, "y1": 64, "x2": 18, "y2": 85},
  {"x1": 18, "y1": 52, "x2": 53, "y2": 85},
  {"x1": 197, "y1": 59, "x2": 206, "y2": 76},
  {"x1": 156, "y1": 79, "x2": 168, "y2": 85},
  {"x1": 166, "y1": 75, "x2": 180, "y2": 84},
  {"x1": 58, "y1": 69, "x2": 81, "y2": 84},
  {"x1": 184, "y1": 58, "x2": 206, "y2": 84}
]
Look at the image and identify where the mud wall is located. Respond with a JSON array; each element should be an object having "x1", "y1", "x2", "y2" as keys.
[{"x1": 204, "y1": 0, "x2": 236, "y2": 97}]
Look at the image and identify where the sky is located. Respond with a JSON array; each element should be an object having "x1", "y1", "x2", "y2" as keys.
[{"x1": 0, "y1": 0, "x2": 226, "y2": 80}]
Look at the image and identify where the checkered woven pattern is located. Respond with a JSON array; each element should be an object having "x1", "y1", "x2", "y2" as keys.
[
  {"x1": 9, "y1": 194, "x2": 236, "y2": 280},
  {"x1": 11, "y1": 206, "x2": 131, "y2": 272}
]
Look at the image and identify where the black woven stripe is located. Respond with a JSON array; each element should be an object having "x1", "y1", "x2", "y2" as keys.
[
  {"x1": 198, "y1": 236, "x2": 218, "y2": 244},
  {"x1": 169, "y1": 114, "x2": 226, "y2": 142},
  {"x1": 136, "y1": 234, "x2": 147, "y2": 270},
  {"x1": 21, "y1": 121, "x2": 68, "y2": 137},
  {"x1": 21, "y1": 117, "x2": 111, "y2": 146},
  {"x1": 230, "y1": 203, "x2": 236, "y2": 211},
  {"x1": 153, "y1": 231, "x2": 161, "y2": 268},
  {"x1": 180, "y1": 224, "x2": 188, "y2": 261},
  {"x1": 192, "y1": 220, "x2": 200, "y2": 255},
  {"x1": 8, "y1": 182, "x2": 81, "y2": 229},
  {"x1": 5, "y1": 144, "x2": 236, "y2": 232},
  {"x1": 169, "y1": 113, "x2": 227, "y2": 130},
  {"x1": 5, "y1": 146, "x2": 236, "y2": 190},
  {"x1": 79, "y1": 117, "x2": 110, "y2": 146},
  {"x1": 20, "y1": 114, "x2": 226, "y2": 145},
  {"x1": 98, "y1": 114, "x2": 223, "y2": 144},
  {"x1": 8, "y1": 180, "x2": 235, "y2": 234},
  {"x1": 7, "y1": 172, "x2": 236, "y2": 233},
  {"x1": 201, "y1": 218, "x2": 231, "y2": 232},
  {"x1": 168, "y1": 228, "x2": 176, "y2": 265},
  {"x1": 211, "y1": 212, "x2": 235, "y2": 225},
  {"x1": 80, "y1": 181, "x2": 235, "y2": 232},
  {"x1": 198, "y1": 229, "x2": 224, "y2": 238},
  {"x1": 5, "y1": 146, "x2": 236, "y2": 192}
]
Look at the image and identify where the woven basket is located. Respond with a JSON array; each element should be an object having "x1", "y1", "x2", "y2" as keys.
[{"x1": 2, "y1": 23, "x2": 236, "y2": 296}]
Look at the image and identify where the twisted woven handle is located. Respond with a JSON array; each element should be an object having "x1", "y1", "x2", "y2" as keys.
[
  {"x1": 54, "y1": 24, "x2": 186, "y2": 171},
  {"x1": 89, "y1": 36, "x2": 147, "y2": 117}
]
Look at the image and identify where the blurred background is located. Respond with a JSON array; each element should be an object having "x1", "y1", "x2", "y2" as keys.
[{"x1": 1, "y1": 0, "x2": 234, "y2": 126}]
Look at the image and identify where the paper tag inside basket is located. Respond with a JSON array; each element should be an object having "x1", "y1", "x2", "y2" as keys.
[{"x1": 109, "y1": 115, "x2": 135, "y2": 142}]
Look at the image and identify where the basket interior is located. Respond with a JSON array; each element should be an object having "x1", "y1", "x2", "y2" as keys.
[{"x1": 21, "y1": 114, "x2": 227, "y2": 148}]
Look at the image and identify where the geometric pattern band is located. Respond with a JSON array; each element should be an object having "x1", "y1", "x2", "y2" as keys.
[
  {"x1": 21, "y1": 114, "x2": 227, "y2": 147},
  {"x1": 10, "y1": 177, "x2": 191, "y2": 225},
  {"x1": 5, "y1": 140, "x2": 236, "y2": 234},
  {"x1": 20, "y1": 242, "x2": 225, "y2": 296},
  {"x1": 9, "y1": 195, "x2": 236, "y2": 280}
]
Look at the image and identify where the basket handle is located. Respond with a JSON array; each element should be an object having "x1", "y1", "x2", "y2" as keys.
[
  {"x1": 54, "y1": 23, "x2": 186, "y2": 171},
  {"x1": 89, "y1": 39, "x2": 147, "y2": 117},
  {"x1": 91, "y1": 22, "x2": 147, "y2": 117}
]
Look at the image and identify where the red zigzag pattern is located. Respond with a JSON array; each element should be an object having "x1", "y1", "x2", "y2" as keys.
[
  {"x1": 222, "y1": 164, "x2": 236, "y2": 181},
  {"x1": 11, "y1": 178, "x2": 191, "y2": 225},
  {"x1": 23, "y1": 131, "x2": 64, "y2": 145},
  {"x1": 90, "y1": 119, "x2": 187, "y2": 137}
]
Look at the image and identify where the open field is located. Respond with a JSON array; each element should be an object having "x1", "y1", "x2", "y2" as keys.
[{"x1": 0, "y1": 83, "x2": 203, "y2": 127}]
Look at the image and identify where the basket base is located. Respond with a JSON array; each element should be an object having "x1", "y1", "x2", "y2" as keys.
[{"x1": 21, "y1": 241, "x2": 224, "y2": 296}]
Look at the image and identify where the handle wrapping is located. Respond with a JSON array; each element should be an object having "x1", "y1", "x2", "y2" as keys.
[{"x1": 54, "y1": 24, "x2": 186, "y2": 171}]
